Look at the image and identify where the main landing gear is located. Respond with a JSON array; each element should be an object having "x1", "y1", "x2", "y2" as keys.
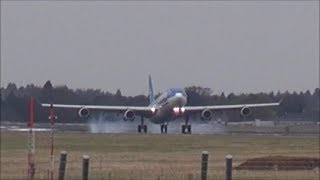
[
  {"x1": 160, "y1": 123, "x2": 168, "y2": 134},
  {"x1": 138, "y1": 116, "x2": 147, "y2": 133},
  {"x1": 182, "y1": 115, "x2": 192, "y2": 134}
]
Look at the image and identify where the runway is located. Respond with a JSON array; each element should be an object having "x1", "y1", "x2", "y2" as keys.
[
  {"x1": 1, "y1": 120, "x2": 226, "y2": 134},
  {"x1": 1, "y1": 120, "x2": 318, "y2": 135}
]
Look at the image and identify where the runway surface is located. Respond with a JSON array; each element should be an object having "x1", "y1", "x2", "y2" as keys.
[
  {"x1": 1, "y1": 120, "x2": 226, "y2": 134},
  {"x1": 1, "y1": 119, "x2": 318, "y2": 135}
]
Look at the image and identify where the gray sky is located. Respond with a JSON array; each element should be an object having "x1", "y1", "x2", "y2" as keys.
[{"x1": 1, "y1": 1, "x2": 319, "y2": 96}]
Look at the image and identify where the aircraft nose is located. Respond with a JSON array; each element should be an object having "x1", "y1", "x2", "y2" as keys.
[{"x1": 175, "y1": 93, "x2": 187, "y2": 106}]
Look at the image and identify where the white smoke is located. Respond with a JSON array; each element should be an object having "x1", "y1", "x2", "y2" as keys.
[
  {"x1": 87, "y1": 113, "x2": 226, "y2": 134},
  {"x1": 88, "y1": 113, "x2": 137, "y2": 133},
  {"x1": 88, "y1": 113, "x2": 109, "y2": 133}
]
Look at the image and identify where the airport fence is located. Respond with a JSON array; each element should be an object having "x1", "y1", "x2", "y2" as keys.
[
  {"x1": 1, "y1": 129, "x2": 319, "y2": 180},
  {"x1": 4, "y1": 150, "x2": 318, "y2": 180}
]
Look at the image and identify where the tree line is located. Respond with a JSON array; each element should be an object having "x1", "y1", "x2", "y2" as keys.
[{"x1": 1, "y1": 81, "x2": 319, "y2": 123}]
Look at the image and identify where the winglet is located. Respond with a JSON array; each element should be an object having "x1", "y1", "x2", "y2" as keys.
[
  {"x1": 148, "y1": 75, "x2": 155, "y2": 104},
  {"x1": 278, "y1": 98, "x2": 284, "y2": 105}
]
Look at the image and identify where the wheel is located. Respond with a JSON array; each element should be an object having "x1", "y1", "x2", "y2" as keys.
[
  {"x1": 143, "y1": 125, "x2": 147, "y2": 133},
  {"x1": 187, "y1": 125, "x2": 192, "y2": 134},
  {"x1": 138, "y1": 125, "x2": 141, "y2": 133},
  {"x1": 164, "y1": 125, "x2": 168, "y2": 133},
  {"x1": 182, "y1": 125, "x2": 186, "y2": 134},
  {"x1": 160, "y1": 125, "x2": 164, "y2": 133}
]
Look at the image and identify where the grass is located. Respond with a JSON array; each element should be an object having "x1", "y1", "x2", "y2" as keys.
[
  {"x1": 225, "y1": 124, "x2": 320, "y2": 134},
  {"x1": 1, "y1": 131, "x2": 319, "y2": 179}
]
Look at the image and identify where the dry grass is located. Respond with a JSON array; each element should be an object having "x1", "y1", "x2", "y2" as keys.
[{"x1": 1, "y1": 131, "x2": 319, "y2": 179}]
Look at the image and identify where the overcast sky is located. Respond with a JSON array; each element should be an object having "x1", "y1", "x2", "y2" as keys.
[{"x1": 1, "y1": 1, "x2": 319, "y2": 96}]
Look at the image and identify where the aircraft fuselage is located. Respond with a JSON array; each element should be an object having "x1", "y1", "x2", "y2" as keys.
[{"x1": 148, "y1": 88, "x2": 187, "y2": 124}]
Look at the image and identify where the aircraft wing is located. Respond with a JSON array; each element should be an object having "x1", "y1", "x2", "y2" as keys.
[
  {"x1": 41, "y1": 103, "x2": 153, "y2": 114},
  {"x1": 184, "y1": 101, "x2": 281, "y2": 112}
]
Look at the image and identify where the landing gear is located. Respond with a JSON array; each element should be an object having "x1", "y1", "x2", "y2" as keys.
[
  {"x1": 160, "y1": 124, "x2": 168, "y2": 134},
  {"x1": 182, "y1": 124, "x2": 191, "y2": 134},
  {"x1": 182, "y1": 115, "x2": 192, "y2": 134},
  {"x1": 138, "y1": 116, "x2": 147, "y2": 133},
  {"x1": 138, "y1": 125, "x2": 147, "y2": 133}
]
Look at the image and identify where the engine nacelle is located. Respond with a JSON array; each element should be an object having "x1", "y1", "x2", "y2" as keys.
[
  {"x1": 123, "y1": 110, "x2": 135, "y2": 121},
  {"x1": 78, "y1": 107, "x2": 90, "y2": 118},
  {"x1": 201, "y1": 109, "x2": 212, "y2": 120},
  {"x1": 240, "y1": 106, "x2": 252, "y2": 117}
]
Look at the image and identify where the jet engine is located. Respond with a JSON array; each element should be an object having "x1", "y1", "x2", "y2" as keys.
[
  {"x1": 201, "y1": 109, "x2": 212, "y2": 120},
  {"x1": 240, "y1": 106, "x2": 252, "y2": 117},
  {"x1": 123, "y1": 110, "x2": 135, "y2": 121},
  {"x1": 78, "y1": 107, "x2": 90, "y2": 118}
]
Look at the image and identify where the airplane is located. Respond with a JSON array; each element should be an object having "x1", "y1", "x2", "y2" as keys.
[{"x1": 42, "y1": 76, "x2": 281, "y2": 134}]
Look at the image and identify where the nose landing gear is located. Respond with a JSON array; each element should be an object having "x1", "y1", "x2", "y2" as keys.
[{"x1": 160, "y1": 123, "x2": 168, "y2": 134}]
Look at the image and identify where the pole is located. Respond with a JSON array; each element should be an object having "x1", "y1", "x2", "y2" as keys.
[
  {"x1": 201, "y1": 151, "x2": 209, "y2": 180},
  {"x1": 48, "y1": 104, "x2": 57, "y2": 180},
  {"x1": 49, "y1": 126, "x2": 54, "y2": 180},
  {"x1": 225, "y1": 155, "x2": 233, "y2": 180},
  {"x1": 82, "y1": 155, "x2": 90, "y2": 180},
  {"x1": 58, "y1": 151, "x2": 67, "y2": 180},
  {"x1": 27, "y1": 96, "x2": 36, "y2": 180}
]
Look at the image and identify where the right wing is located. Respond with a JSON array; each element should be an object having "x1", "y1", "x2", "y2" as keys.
[{"x1": 41, "y1": 103, "x2": 154, "y2": 116}]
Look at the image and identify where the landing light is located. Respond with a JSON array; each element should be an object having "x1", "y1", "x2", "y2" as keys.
[
  {"x1": 173, "y1": 107, "x2": 180, "y2": 114},
  {"x1": 151, "y1": 107, "x2": 156, "y2": 113},
  {"x1": 181, "y1": 107, "x2": 185, "y2": 113}
]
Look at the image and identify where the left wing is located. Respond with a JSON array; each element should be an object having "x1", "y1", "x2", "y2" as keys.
[
  {"x1": 42, "y1": 103, "x2": 150, "y2": 111},
  {"x1": 184, "y1": 101, "x2": 281, "y2": 112}
]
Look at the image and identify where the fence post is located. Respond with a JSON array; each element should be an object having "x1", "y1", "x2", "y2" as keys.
[
  {"x1": 58, "y1": 151, "x2": 67, "y2": 180},
  {"x1": 201, "y1": 151, "x2": 209, "y2": 180},
  {"x1": 225, "y1": 155, "x2": 232, "y2": 180},
  {"x1": 82, "y1": 155, "x2": 90, "y2": 180}
]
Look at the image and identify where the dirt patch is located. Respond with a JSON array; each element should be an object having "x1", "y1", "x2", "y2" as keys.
[{"x1": 235, "y1": 156, "x2": 319, "y2": 170}]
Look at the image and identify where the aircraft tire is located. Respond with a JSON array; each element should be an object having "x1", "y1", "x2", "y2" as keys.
[
  {"x1": 138, "y1": 125, "x2": 141, "y2": 133},
  {"x1": 182, "y1": 125, "x2": 186, "y2": 134},
  {"x1": 164, "y1": 125, "x2": 168, "y2": 133},
  {"x1": 143, "y1": 125, "x2": 147, "y2": 133},
  {"x1": 187, "y1": 125, "x2": 192, "y2": 134}
]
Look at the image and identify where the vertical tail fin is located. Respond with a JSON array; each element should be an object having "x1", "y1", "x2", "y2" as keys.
[{"x1": 148, "y1": 75, "x2": 155, "y2": 104}]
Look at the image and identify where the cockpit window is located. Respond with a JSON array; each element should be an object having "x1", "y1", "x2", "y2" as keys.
[{"x1": 167, "y1": 88, "x2": 187, "y2": 98}]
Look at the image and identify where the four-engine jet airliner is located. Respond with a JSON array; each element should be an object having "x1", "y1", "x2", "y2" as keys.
[{"x1": 42, "y1": 76, "x2": 281, "y2": 134}]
